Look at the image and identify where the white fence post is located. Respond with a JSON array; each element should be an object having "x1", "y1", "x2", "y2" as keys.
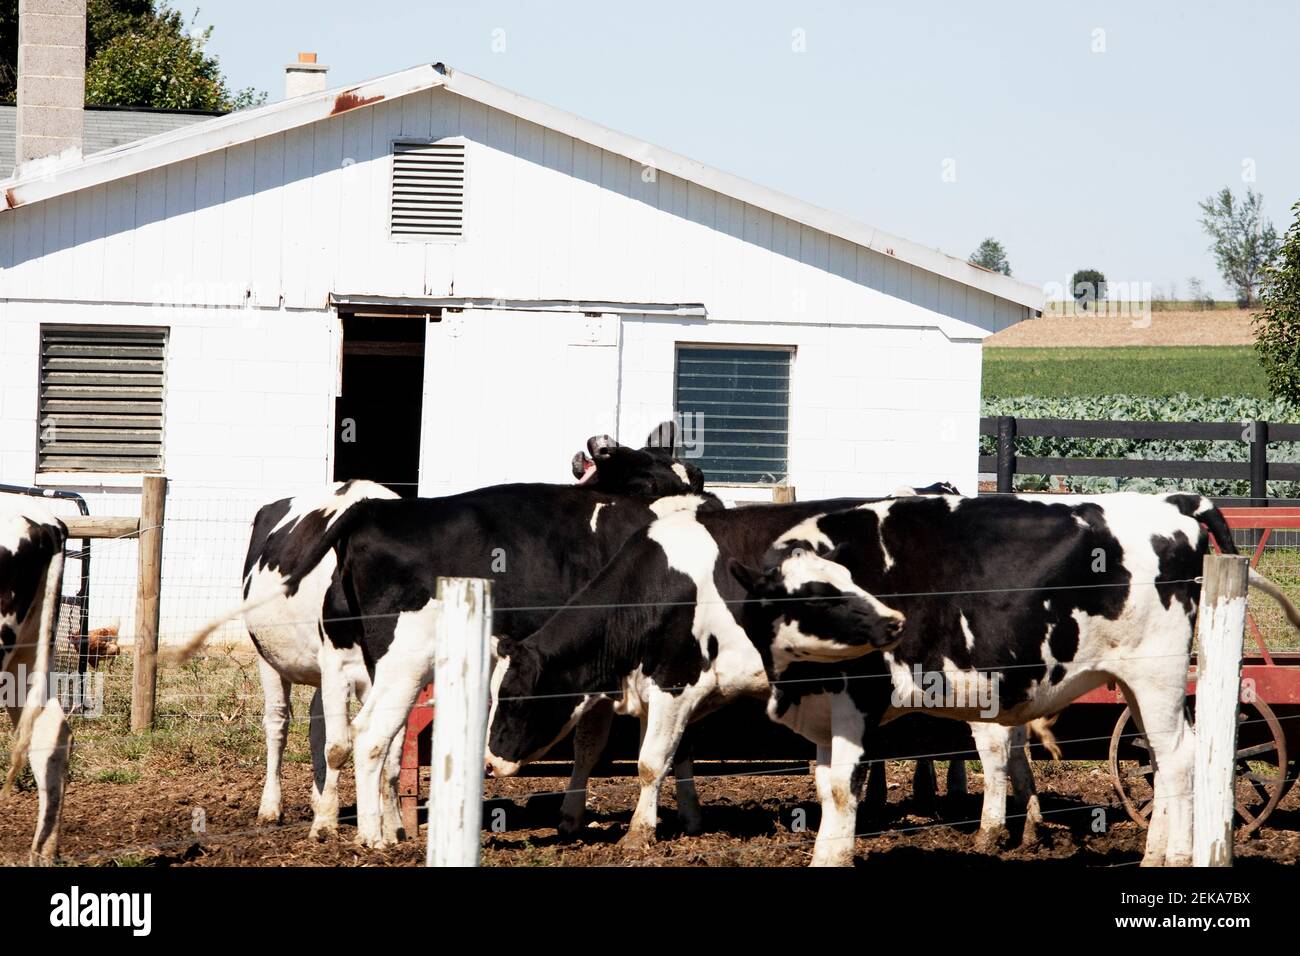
[
  {"x1": 426, "y1": 576, "x2": 493, "y2": 867},
  {"x1": 1192, "y1": 553, "x2": 1249, "y2": 867}
]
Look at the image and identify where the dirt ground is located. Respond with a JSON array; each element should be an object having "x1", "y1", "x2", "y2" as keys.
[
  {"x1": 4, "y1": 756, "x2": 1295, "y2": 868},
  {"x1": 985, "y1": 309, "x2": 1255, "y2": 348}
]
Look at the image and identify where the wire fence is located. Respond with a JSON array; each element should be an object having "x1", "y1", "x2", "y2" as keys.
[{"x1": 4, "y1": 481, "x2": 1299, "y2": 866}]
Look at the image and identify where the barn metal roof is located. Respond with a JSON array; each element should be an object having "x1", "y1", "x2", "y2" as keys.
[
  {"x1": 0, "y1": 104, "x2": 220, "y2": 180},
  {"x1": 1, "y1": 62, "x2": 1043, "y2": 311}
]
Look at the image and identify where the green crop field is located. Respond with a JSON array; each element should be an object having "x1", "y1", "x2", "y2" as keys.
[{"x1": 982, "y1": 346, "x2": 1270, "y2": 399}]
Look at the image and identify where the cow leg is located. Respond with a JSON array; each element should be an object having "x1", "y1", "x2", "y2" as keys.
[
  {"x1": 350, "y1": 608, "x2": 435, "y2": 849},
  {"x1": 308, "y1": 689, "x2": 326, "y2": 808},
  {"x1": 619, "y1": 691, "x2": 693, "y2": 850},
  {"x1": 811, "y1": 695, "x2": 868, "y2": 867},
  {"x1": 911, "y1": 759, "x2": 937, "y2": 817},
  {"x1": 559, "y1": 698, "x2": 613, "y2": 838},
  {"x1": 28, "y1": 699, "x2": 71, "y2": 865},
  {"x1": 1007, "y1": 724, "x2": 1042, "y2": 846},
  {"x1": 946, "y1": 755, "x2": 968, "y2": 798},
  {"x1": 970, "y1": 722, "x2": 1012, "y2": 851},
  {"x1": 672, "y1": 759, "x2": 704, "y2": 836},
  {"x1": 864, "y1": 758, "x2": 887, "y2": 815},
  {"x1": 1117, "y1": 672, "x2": 1194, "y2": 867},
  {"x1": 379, "y1": 727, "x2": 406, "y2": 843},
  {"x1": 256, "y1": 658, "x2": 292, "y2": 825},
  {"x1": 310, "y1": 651, "x2": 354, "y2": 841}
]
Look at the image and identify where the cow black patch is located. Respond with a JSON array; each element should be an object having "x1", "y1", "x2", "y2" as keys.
[{"x1": 1151, "y1": 530, "x2": 1202, "y2": 614}]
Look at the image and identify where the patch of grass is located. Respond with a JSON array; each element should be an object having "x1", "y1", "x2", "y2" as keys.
[
  {"x1": 0, "y1": 649, "x2": 317, "y2": 785},
  {"x1": 93, "y1": 768, "x2": 140, "y2": 785},
  {"x1": 1251, "y1": 548, "x2": 1300, "y2": 651},
  {"x1": 983, "y1": 346, "x2": 1270, "y2": 399}
]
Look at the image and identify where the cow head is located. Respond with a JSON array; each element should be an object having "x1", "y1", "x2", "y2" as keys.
[
  {"x1": 569, "y1": 420, "x2": 706, "y2": 496},
  {"x1": 485, "y1": 637, "x2": 595, "y2": 777},
  {"x1": 730, "y1": 544, "x2": 905, "y2": 665}
]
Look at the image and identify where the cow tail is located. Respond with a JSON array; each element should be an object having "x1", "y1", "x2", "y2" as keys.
[
  {"x1": 164, "y1": 499, "x2": 375, "y2": 665},
  {"x1": 160, "y1": 587, "x2": 291, "y2": 665},
  {"x1": 3, "y1": 534, "x2": 65, "y2": 797},
  {"x1": 1248, "y1": 568, "x2": 1300, "y2": 631},
  {"x1": 1026, "y1": 715, "x2": 1062, "y2": 761}
]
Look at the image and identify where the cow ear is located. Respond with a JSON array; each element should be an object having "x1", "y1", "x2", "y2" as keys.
[
  {"x1": 729, "y1": 559, "x2": 766, "y2": 595},
  {"x1": 645, "y1": 420, "x2": 676, "y2": 454},
  {"x1": 493, "y1": 636, "x2": 517, "y2": 659},
  {"x1": 822, "y1": 543, "x2": 847, "y2": 564}
]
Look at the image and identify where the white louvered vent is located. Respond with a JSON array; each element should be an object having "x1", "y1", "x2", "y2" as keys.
[
  {"x1": 38, "y1": 326, "x2": 167, "y2": 473},
  {"x1": 390, "y1": 141, "x2": 466, "y2": 239}
]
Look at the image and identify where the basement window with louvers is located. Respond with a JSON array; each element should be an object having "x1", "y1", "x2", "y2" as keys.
[
  {"x1": 37, "y1": 326, "x2": 167, "y2": 474},
  {"x1": 390, "y1": 140, "x2": 466, "y2": 240},
  {"x1": 674, "y1": 345, "x2": 793, "y2": 485}
]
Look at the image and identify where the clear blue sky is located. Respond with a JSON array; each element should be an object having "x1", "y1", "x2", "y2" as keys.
[{"x1": 200, "y1": 0, "x2": 1299, "y2": 301}]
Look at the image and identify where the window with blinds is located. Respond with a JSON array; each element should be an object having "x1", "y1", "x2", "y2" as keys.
[
  {"x1": 390, "y1": 140, "x2": 466, "y2": 239},
  {"x1": 674, "y1": 345, "x2": 792, "y2": 485},
  {"x1": 38, "y1": 326, "x2": 167, "y2": 473}
]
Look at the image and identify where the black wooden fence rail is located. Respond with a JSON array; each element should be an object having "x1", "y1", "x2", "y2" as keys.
[{"x1": 978, "y1": 417, "x2": 1300, "y2": 503}]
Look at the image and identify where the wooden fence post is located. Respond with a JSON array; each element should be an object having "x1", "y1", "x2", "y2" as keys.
[
  {"x1": 427, "y1": 576, "x2": 493, "y2": 867},
  {"x1": 131, "y1": 475, "x2": 166, "y2": 733},
  {"x1": 772, "y1": 485, "x2": 796, "y2": 503},
  {"x1": 1192, "y1": 552, "x2": 1249, "y2": 866},
  {"x1": 996, "y1": 416, "x2": 1017, "y2": 494}
]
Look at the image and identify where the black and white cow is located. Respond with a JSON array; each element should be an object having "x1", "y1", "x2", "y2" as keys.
[
  {"x1": 181, "y1": 423, "x2": 714, "y2": 847},
  {"x1": 0, "y1": 499, "x2": 73, "y2": 864},
  {"x1": 486, "y1": 490, "x2": 1049, "y2": 849},
  {"x1": 486, "y1": 495, "x2": 899, "y2": 847},
  {"x1": 240, "y1": 479, "x2": 400, "y2": 839},
  {"x1": 730, "y1": 493, "x2": 1300, "y2": 865}
]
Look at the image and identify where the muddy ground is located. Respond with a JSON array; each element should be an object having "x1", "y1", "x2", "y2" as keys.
[{"x1": 4, "y1": 757, "x2": 1296, "y2": 868}]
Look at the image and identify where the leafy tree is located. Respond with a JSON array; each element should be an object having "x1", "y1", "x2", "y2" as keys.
[
  {"x1": 1198, "y1": 187, "x2": 1281, "y2": 307},
  {"x1": 1070, "y1": 268, "x2": 1106, "y2": 310},
  {"x1": 969, "y1": 237, "x2": 1011, "y2": 276},
  {"x1": 1254, "y1": 200, "x2": 1300, "y2": 402},
  {"x1": 1, "y1": 1, "x2": 263, "y2": 110}
]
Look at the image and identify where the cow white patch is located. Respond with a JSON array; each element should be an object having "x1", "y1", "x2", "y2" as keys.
[
  {"x1": 647, "y1": 512, "x2": 767, "y2": 698},
  {"x1": 773, "y1": 515, "x2": 834, "y2": 552},
  {"x1": 589, "y1": 502, "x2": 608, "y2": 532},
  {"x1": 649, "y1": 494, "x2": 709, "y2": 518},
  {"x1": 671, "y1": 462, "x2": 690, "y2": 485},
  {"x1": 960, "y1": 611, "x2": 976, "y2": 651},
  {"x1": 771, "y1": 618, "x2": 867, "y2": 667}
]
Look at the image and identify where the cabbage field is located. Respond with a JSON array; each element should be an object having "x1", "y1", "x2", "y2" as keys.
[{"x1": 980, "y1": 394, "x2": 1300, "y2": 498}]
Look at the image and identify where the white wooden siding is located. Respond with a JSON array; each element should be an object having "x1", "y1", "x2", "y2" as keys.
[{"x1": 0, "y1": 88, "x2": 1029, "y2": 336}]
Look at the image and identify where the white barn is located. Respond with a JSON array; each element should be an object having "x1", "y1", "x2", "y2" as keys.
[{"x1": 0, "y1": 60, "x2": 1042, "y2": 641}]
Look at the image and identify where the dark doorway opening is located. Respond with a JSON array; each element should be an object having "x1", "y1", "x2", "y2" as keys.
[{"x1": 333, "y1": 312, "x2": 430, "y2": 498}]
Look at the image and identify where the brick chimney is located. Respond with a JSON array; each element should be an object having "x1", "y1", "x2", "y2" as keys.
[
  {"x1": 285, "y1": 52, "x2": 329, "y2": 99},
  {"x1": 15, "y1": 0, "x2": 86, "y2": 176}
]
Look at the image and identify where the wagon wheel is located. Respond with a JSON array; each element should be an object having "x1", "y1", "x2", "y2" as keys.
[{"x1": 1108, "y1": 699, "x2": 1289, "y2": 837}]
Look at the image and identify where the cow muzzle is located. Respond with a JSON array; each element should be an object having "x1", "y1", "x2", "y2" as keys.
[{"x1": 485, "y1": 752, "x2": 521, "y2": 778}]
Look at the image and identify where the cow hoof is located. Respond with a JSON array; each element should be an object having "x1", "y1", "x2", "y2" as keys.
[
  {"x1": 256, "y1": 808, "x2": 282, "y2": 826},
  {"x1": 973, "y1": 825, "x2": 1010, "y2": 853},
  {"x1": 679, "y1": 815, "x2": 705, "y2": 837},
  {"x1": 557, "y1": 817, "x2": 583, "y2": 842},
  {"x1": 308, "y1": 821, "x2": 337, "y2": 842},
  {"x1": 810, "y1": 850, "x2": 854, "y2": 867},
  {"x1": 618, "y1": 826, "x2": 656, "y2": 850},
  {"x1": 355, "y1": 832, "x2": 393, "y2": 850}
]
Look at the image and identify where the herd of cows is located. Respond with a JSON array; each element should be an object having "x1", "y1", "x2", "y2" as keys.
[{"x1": 4, "y1": 420, "x2": 1300, "y2": 866}]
